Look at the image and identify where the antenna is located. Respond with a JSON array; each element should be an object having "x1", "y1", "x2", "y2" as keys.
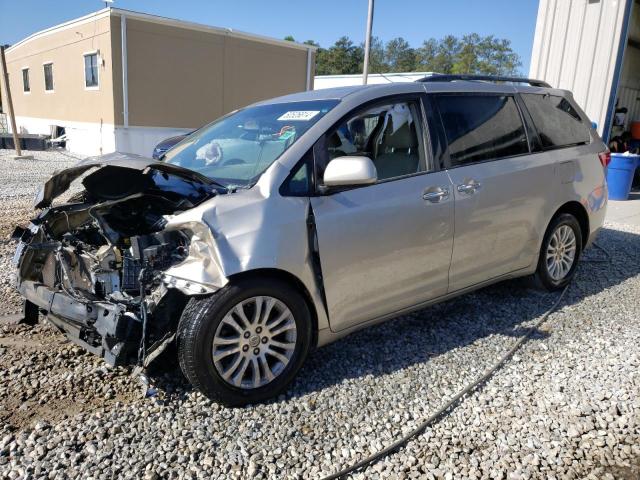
[{"x1": 103, "y1": 0, "x2": 114, "y2": 8}]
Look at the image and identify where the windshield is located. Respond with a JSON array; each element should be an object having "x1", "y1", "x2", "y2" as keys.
[{"x1": 162, "y1": 100, "x2": 339, "y2": 188}]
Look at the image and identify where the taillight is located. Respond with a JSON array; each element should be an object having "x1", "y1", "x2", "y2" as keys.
[{"x1": 598, "y1": 150, "x2": 611, "y2": 168}]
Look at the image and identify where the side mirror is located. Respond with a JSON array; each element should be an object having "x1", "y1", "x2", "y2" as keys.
[{"x1": 322, "y1": 156, "x2": 377, "y2": 188}]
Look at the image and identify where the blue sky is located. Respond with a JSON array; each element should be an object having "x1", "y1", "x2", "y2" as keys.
[{"x1": 0, "y1": 0, "x2": 540, "y2": 73}]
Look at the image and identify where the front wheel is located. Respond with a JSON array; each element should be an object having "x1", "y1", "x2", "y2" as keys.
[
  {"x1": 533, "y1": 213, "x2": 582, "y2": 291},
  {"x1": 177, "y1": 277, "x2": 312, "y2": 406}
]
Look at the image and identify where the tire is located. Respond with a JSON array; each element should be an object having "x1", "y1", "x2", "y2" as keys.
[
  {"x1": 177, "y1": 277, "x2": 312, "y2": 406},
  {"x1": 533, "y1": 213, "x2": 583, "y2": 291}
]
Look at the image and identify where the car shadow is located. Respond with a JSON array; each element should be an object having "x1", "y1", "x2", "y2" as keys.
[{"x1": 150, "y1": 226, "x2": 640, "y2": 404}]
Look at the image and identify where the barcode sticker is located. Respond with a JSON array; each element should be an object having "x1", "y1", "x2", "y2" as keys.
[{"x1": 277, "y1": 111, "x2": 320, "y2": 121}]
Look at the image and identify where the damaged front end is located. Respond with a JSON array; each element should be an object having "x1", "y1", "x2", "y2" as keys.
[{"x1": 13, "y1": 153, "x2": 224, "y2": 367}]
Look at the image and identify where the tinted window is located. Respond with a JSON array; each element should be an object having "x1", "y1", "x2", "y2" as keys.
[
  {"x1": 521, "y1": 94, "x2": 590, "y2": 149},
  {"x1": 84, "y1": 53, "x2": 99, "y2": 88},
  {"x1": 436, "y1": 95, "x2": 528, "y2": 166},
  {"x1": 320, "y1": 100, "x2": 425, "y2": 182},
  {"x1": 43, "y1": 63, "x2": 54, "y2": 91},
  {"x1": 22, "y1": 69, "x2": 29, "y2": 92}
]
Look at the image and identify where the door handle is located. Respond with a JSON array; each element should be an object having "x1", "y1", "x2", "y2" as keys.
[
  {"x1": 456, "y1": 180, "x2": 482, "y2": 195},
  {"x1": 422, "y1": 187, "x2": 450, "y2": 203}
]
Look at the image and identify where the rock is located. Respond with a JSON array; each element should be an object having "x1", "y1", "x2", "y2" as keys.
[{"x1": 567, "y1": 427, "x2": 581, "y2": 438}]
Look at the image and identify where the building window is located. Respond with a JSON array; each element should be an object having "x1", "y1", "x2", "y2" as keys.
[
  {"x1": 84, "y1": 53, "x2": 99, "y2": 88},
  {"x1": 43, "y1": 63, "x2": 54, "y2": 91},
  {"x1": 22, "y1": 69, "x2": 30, "y2": 93}
]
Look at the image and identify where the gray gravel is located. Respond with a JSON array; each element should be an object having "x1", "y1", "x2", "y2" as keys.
[
  {"x1": 0, "y1": 149, "x2": 638, "y2": 479},
  {"x1": 0, "y1": 149, "x2": 81, "y2": 315}
]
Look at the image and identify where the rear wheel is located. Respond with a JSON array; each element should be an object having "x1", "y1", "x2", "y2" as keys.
[
  {"x1": 533, "y1": 213, "x2": 582, "y2": 291},
  {"x1": 177, "y1": 277, "x2": 312, "y2": 406}
]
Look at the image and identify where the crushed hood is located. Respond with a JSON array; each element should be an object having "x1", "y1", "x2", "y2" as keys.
[{"x1": 35, "y1": 152, "x2": 216, "y2": 208}]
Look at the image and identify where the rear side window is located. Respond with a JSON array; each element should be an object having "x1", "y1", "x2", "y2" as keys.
[
  {"x1": 436, "y1": 95, "x2": 528, "y2": 166},
  {"x1": 521, "y1": 93, "x2": 590, "y2": 149}
]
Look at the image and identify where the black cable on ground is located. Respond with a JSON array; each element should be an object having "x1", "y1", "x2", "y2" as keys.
[{"x1": 321, "y1": 242, "x2": 610, "y2": 480}]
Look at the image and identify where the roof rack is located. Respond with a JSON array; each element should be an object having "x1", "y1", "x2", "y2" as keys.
[{"x1": 416, "y1": 74, "x2": 551, "y2": 88}]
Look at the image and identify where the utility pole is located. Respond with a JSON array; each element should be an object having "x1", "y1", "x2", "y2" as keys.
[
  {"x1": 362, "y1": 0, "x2": 375, "y2": 85},
  {"x1": 0, "y1": 46, "x2": 31, "y2": 159}
]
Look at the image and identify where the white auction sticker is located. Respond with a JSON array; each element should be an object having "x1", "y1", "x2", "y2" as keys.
[{"x1": 277, "y1": 111, "x2": 320, "y2": 121}]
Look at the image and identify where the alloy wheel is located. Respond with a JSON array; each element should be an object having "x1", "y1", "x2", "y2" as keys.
[
  {"x1": 545, "y1": 224, "x2": 577, "y2": 281},
  {"x1": 212, "y1": 296, "x2": 297, "y2": 389}
]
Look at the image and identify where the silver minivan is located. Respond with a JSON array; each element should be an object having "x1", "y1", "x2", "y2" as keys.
[{"x1": 13, "y1": 75, "x2": 608, "y2": 405}]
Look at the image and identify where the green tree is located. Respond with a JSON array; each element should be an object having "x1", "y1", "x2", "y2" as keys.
[
  {"x1": 284, "y1": 35, "x2": 296, "y2": 42},
  {"x1": 475, "y1": 35, "x2": 521, "y2": 75},
  {"x1": 316, "y1": 36, "x2": 363, "y2": 75},
  {"x1": 315, "y1": 34, "x2": 521, "y2": 76},
  {"x1": 360, "y1": 36, "x2": 388, "y2": 73},
  {"x1": 384, "y1": 37, "x2": 416, "y2": 72},
  {"x1": 416, "y1": 34, "x2": 521, "y2": 75},
  {"x1": 315, "y1": 48, "x2": 329, "y2": 75},
  {"x1": 452, "y1": 33, "x2": 481, "y2": 74},
  {"x1": 451, "y1": 34, "x2": 521, "y2": 75},
  {"x1": 415, "y1": 38, "x2": 439, "y2": 71},
  {"x1": 416, "y1": 35, "x2": 460, "y2": 73}
]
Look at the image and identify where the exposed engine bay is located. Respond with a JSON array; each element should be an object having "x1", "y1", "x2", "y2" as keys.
[{"x1": 13, "y1": 153, "x2": 224, "y2": 366}]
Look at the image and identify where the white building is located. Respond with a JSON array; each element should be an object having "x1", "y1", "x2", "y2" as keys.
[
  {"x1": 314, "y1": 72, "x2": 434, "y2": 90},
  {"x1": 530, "y1": 0, "x2": 638, "y2": 142}
]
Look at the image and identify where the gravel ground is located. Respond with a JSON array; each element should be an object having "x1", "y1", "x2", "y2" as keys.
[
  {"x1": 0, "y1": 149, "x2": 638, "y2": 479},
  {"x1": 0, "y1": 149, "x2": 81, "y2": 315}
]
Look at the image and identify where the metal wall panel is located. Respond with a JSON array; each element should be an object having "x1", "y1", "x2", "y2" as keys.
[
  {"x1": 616, "y1": 5, "x2": 640, "y2": 129},
  {"x1": 530, "y1": 0, "x2": 630, "y2": 136}
]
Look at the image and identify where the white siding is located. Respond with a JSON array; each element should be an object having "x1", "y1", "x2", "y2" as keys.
[
  {"x1": 314, "y1": 72, "x2": 434, "y2": 89},
  {"x1": 114, "y1": 126, "x2": 193, "y2": 157},
  {"x1": 10, "y1": 116, "x2": 115, "y2": 157},
  {"x1": 617, "y1": 5, "x2": 640, "y2": 128},
  {"x1": 530, "y1": 0, "x2": 631, "y2": 138},
  {"x1": 8, "y1": 116, "x2": 191, "y2": 157}
]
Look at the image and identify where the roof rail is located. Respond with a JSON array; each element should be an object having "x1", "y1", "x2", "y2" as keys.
[{"x1": 416, "y1": 74, "x2": 551, "y2": 88}]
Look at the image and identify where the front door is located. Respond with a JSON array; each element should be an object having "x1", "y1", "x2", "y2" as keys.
[{"x1": 310, "y1": 96, "x2": 454, "y2": 332}]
